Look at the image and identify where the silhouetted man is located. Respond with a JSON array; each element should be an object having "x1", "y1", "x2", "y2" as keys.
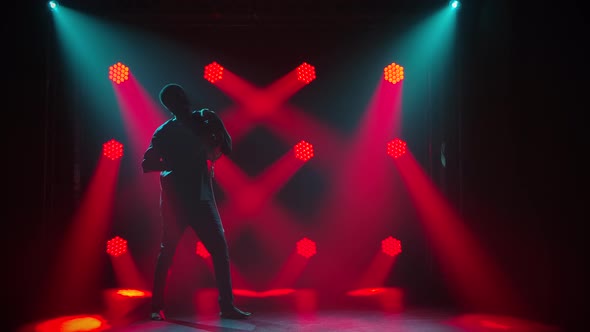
[{"x1": 142, "y1": 83, "x2": 251, "y2": 321}]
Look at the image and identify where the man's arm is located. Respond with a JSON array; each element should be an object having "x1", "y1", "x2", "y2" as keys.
[
  {"x1": 141, "y1": 138, "x2": 167, "y2": 173},
  {"x1": 203, "y1": 109, "x2": 232, "y2": 155}
]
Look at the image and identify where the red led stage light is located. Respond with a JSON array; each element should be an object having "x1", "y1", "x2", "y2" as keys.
[
  {"x1": 196, "y1": 241, "x2": 211, "y2": 258},
  {"x1": 383, "y1": 63, "x2": 404, "y2": 84},
  {"x1": 381, "y1": 236, "x2": 402, "y2": 257},
  {"x1": 296, "y1": 237, "x2": 317, "y2": 258},
  {"x1": 296, "y1": 62, "x2": 316, "y2": 84},
  {"x1": 108, "y1": 62, "x2": 130, "y2": 84},
  {"x1": 294, "y1": 140, "x2": 314, "y2": 162},
  {"x1": 103, "y1": 139, "x2": 124, "y2": 160},
  {"x1": 386, "y1": 138, "x2": 407, "y2": 159},
  {"x1": 106, "y1": 236, "x2": 127, "y2": 257},
  {"x1": 204, "y1": 61, "x2": 224, "y2": 83}
]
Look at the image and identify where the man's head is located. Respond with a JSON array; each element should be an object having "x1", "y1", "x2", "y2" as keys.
[{"x1": 159, "y1": 83, "x2": 191, "y2": 117}]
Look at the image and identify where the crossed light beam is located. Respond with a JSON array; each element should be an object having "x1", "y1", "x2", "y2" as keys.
[
  {"x1": 203, "y1": 61, "x2": 354, "y2": 289},
  {"x1": 207, "y1": 62, "x2": 348, "y2": 171},
  {"x1": 205, "y1": 62, "x2": 345, "y2": 244}
]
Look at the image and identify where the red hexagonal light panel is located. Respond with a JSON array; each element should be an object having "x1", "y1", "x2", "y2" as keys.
[
  {"x1": 383, "y1": 62, "x2": 404, "y2": 85},
  {"x1": 196, "y1": 241, "x2": 211, "y2": 259},
  {"x1": 108, "y1": 62, "x2": 130, "y2": 84},
  {"x1": 386, "y1": 138, "x2": 407, "y2": 159},
  {"x1": 296, "y1": 237, "x2": 317, "y2": 258},
  {"x1": 296, "y1": 62, "x2": 316, "y2": 84},
  {"x1": 381, "y1": 236, "x2": 402, "y2": 257},
  {"x1": 106, "y1": 236, "x2": 127, "y2": 257},
  {"x1": 103, "y1": 139, "x2": 124, "y2": 160},
  {"x1": 204, "y1": 61, "x2": 224, "y2": 83},
  {"x1": 294, "y1": 140, "x2": 314, "y2": 162}
]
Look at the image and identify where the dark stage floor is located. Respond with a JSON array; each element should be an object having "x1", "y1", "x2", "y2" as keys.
[
  {"x1": 17, "y1": 295, "x2": 564, "y2": 332},
  {"x1": 104, "y1": 309, "x2": 563, "y2": 332}
]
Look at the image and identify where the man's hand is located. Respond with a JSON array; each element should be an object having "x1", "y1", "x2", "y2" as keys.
[{"x1": 197, "y1": 108, "x2": 232, "y2": 156}]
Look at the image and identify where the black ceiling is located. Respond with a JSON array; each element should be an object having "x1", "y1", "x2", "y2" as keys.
[{"x1": 51, "y1": 0, "x2": 446, "y2": 22}]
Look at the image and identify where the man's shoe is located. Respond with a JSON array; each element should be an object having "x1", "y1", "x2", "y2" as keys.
[
  {"x1": 151, "y1": 310, "x2": 166, "y2": 321},
  {"x1": 220, "y1": 306, "x2": 252, "y2": 320}
]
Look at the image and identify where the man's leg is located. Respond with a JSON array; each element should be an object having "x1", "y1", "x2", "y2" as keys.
[
  {"x1": 193, "y1": 200, "x2": 251, "y2": 319},
  {"x1": 152, "y1": 199, "x2": 185, "y2": 319},
  {"x1": 193, "y1": 200, "x2": 234, "y2": 308}
]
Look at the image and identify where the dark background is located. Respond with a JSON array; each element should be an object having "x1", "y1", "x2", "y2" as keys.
[{"x1": 8, "y1": 0, "x2": 587, "y2": 330}]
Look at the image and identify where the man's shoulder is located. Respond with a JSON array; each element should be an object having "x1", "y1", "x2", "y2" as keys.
[{"x1": 154, "y1": 118, "x2": 175, "y2": 133}]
